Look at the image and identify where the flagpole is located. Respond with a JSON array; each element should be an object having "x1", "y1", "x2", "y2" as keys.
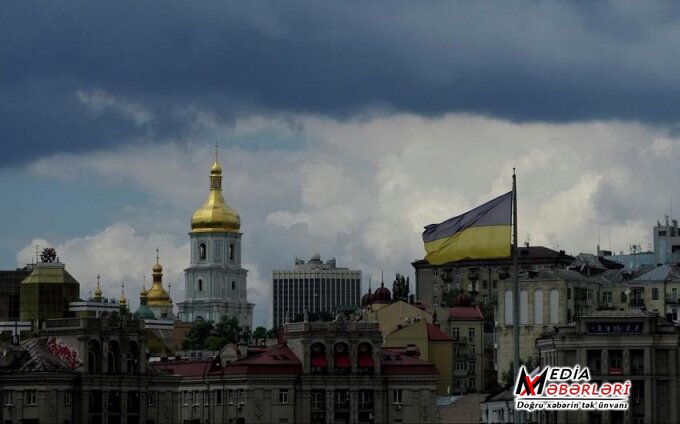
[{"x1": 512, "y1": 168, "x2": 520, "y2": 423}]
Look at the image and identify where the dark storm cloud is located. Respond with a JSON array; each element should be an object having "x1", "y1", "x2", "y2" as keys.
[{"x1": 3, "y1": 1, "x2": 680, "y2": 165}]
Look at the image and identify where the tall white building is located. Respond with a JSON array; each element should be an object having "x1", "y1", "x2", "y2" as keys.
[
  {"x1": 272, "y1": 254, "x2": 361, "y2": 328},
  {"x1": 177, "y1": 154, "x2": 254, "y2": 328}
]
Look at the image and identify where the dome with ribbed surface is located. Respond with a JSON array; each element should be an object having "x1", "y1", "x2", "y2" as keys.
[{"x1": 191, "y1": 156, "x2": 241, "y2": 233}]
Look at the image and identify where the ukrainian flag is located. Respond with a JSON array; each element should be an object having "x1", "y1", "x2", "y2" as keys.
[{"x1": 423, "y1": 191, "x2": 512, "y2": 265}]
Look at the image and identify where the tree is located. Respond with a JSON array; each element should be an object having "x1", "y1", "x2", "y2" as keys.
[
  {"x1": 182, "y1": 320, "x2": 214, "y2": 350},
  {"x1": 206, "y1": 315, "x2": 241, "y2": 350},
  {"x1": 252, "y1": 326, "x2": 267, "y2": 341},
  {"x1": 392, "y1": 273, "x2": 410, "y2": 301},
  {"x1": 500, "y1": 356, "x2": 539, "y2": 386},
  {"x1": 266, "y1": 327, "x2": 278, "y2": 339}
]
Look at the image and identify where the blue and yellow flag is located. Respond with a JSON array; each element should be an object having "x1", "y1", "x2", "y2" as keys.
[{"x1": 423, "y1": 191, "x2": 512, "y2": 265}]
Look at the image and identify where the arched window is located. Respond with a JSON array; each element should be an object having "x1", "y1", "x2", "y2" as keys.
[
  {"x1": 310, "y1": 342, "x2": 327, "y2": 375},
  {"x1": 229, "y1": 244, "x2": 234, "y2": 261},
  {"x1": 334, "y1": 343, "x2": 351, "y2": 375},
  {"x1": 520, "y1": 290, "x2": 529, "y2": 325},
  {"x1": 126, "y1": 341, "x2": 139, "y2": 374},
  {"x1": 88, "y1": 339, "x2": 102, "y2": 374},
  {"x1": 199, "y1": 243, "x2": 206, "y2": 261},
  {"x1": 549, "y1": 289, "x2": 560, "y2": 324},
  {"x1": 198, "y1": 279, "x2": 203, "y2": 292},
  {"x1": 232, "y1": 281, "x2": 236, "y2": 290},
  {"x1": 357, "y1": 342, "x2": 374, "y2": 375},
  {"x1": 534, "y1": 290, "x2": 544, "y2": 325},
  {"x1": 107, "y1": 340, "x2": 121, "y2": 374},
  {"x1": 504, "y1": 290, "x2": 513, "y2": 325}
]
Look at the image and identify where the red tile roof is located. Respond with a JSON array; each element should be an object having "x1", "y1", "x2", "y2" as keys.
[
  {"x1": 220, "y1": 344, "x2": 302, "y2": 376},
  {"x1": 380, "y1": 348, "x2": 438, "y2": 376},
  {"x1": 149, "y1": 358, "x2": 219, "y2": 377},
  {"x1": 426, "y1": 323, "x2": 453, "y2": 341},
  {"x1": 448, "y1": 306, "x2": 484, "y2": 320}
]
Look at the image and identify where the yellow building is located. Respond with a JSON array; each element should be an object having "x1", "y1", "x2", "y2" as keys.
[
  {"x1": 384, "y1": 319, "x2": 454, "y2": 395},
  {"x1": 362, "y1": 299, "x2": 433, "y2": 338}
]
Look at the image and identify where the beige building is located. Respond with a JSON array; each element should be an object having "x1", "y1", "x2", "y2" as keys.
[
  {"x1": 361, "y1": 299, "x2": 433, "y2": 337},
  {"x1": 384, "y1": 319, "x2": 454, "y2": 395},
  {"x1": 496, "y1": 268, "x2": 601, "y2": 381},
  {"x1": 436, "y1": 304, "x2": 485, "y2": 393},
  {"x1": 537, "y1": 310, "x2": 680, "y2": 424}
]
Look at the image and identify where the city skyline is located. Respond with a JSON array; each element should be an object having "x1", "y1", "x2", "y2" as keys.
[{"x1": 4, "y1": 2, "x2": 680, "y2": 327}]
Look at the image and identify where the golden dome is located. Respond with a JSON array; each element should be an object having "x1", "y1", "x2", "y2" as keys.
[
  {"x1": 191, "y1": 154, "x2": 241, "y2": 233},
  {"x1": 94, "y1": 275, "x2": 103, "y2": 300},
  {"x1": 119, "y1": 295, "x2": 127, "y2": 306},
  {"x1": 140, "y1": 286, "x2": 148, "y2": 298},
  {"x1": 147, "y1": 254, "x2": 171, "y2": 307}
]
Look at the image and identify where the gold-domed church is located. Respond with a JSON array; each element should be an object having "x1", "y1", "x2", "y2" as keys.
[{"x1": 177, "y1": 150, "x2": 254, "y2": 329}]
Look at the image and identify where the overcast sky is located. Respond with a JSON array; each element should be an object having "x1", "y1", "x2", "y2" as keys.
[{"x1": 3, "y1": 1, "x2": 680, "y2": 326}]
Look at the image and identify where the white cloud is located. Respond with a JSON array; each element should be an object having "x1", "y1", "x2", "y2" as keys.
[
  {"x1": 19, "y1": 111, "x2": 680, "y2": 325},
  {"x1": 77, "y1": 90, "x2": 153, "y2": 126}
]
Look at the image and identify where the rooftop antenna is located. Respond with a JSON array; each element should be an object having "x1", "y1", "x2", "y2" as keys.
[
  {"x1": 34, "y1": 245, "x2": 40, "y2": 264},
  {"x1": 608, "y1": 228, "x2": 612, "y2": 252},
  {"x1": 369, "y1": 277, "x2": 372, "y2": 291}
]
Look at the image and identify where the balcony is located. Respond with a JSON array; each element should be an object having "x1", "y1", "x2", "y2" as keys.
[
  {"x1": 467, "y1": 271, "x2": 479, "y2": 281},
  {"x1": 667, "y1": 294, "x2": 679, "y2": 304},
  {"x1": 628, "y1": 299, "x2": 645, "y2": 308}
]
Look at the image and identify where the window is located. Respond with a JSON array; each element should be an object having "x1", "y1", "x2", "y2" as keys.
[
  {"x1": 359, "y1": 390, "x2": 373, "y2": 408},
  {"x1": 232, "y1": 281, "x2": 236, "y2": 291},
  {"x1": 468, "y1": 378, "x2": 476, "y2": 389},
  {"x1": 392, "y1": 389, "x2": 403, "y2": 404},
  {"x1": 335, "y1": 390, "x2": 349, "y2": 408},
  {"x1": 198, "y1": 279, "x2": 203, "y2": 292},
  {"x1": 147, "y1": 392, "x2": 156, "y2": 406},
  {"x1": 215, "y1": 390, "x2": 222, "y2": 405},
  {"x1": 4, "y1": 392, "x2": 13, "y2": 406},
  {"x1": 468, "y1": 328, "x2": 475, "y2": 340},
  {"x1": 64, "y1": 392, "x2": 72, "y2": 407},
  {"x1": 279, "y1": 389, "x2": 289, "y2": 404},
  {"x1": 492, "y1": 280, "x2": 498, "y2": 289},
  {"x1": 199, "y1": 243, "x2": 206, "y2": 260},
  {"x1": 238, "y1": 389, "x2": 245, "y2": 404},
  {"x1": 229, "y1": 244, "x2": 234, "y2": 261},
  {"x1": 433, "y1": 296, "x2": 439, "y2": 305},
  {"x1": 214, "y1": 240, "x2": 223, "y2": 262},
  {"x1": 451, "y1": 327, "x2": 459, "y2": 340},
  {"x1": 567, "y1": 288, "x2": 571, "y2": 300},
  {"x1": 25, "y1": 390, "x2": 37, "y2": 405},
  {"x1": 183, "y1": 392, "x2": 190, "y2": 406},
  {"x1": 483, "y1": 280, "x2": 488, "y2": 289},
  {"x1": 621, "y1": 292, "x2": 627, "y2": 302},
  {"x1": 602, "y1": 291, "x2": 612, "y2": 303},
  {"x1": 202, "y1": 390, "x2": 209, "y2": 405},
  {"x1": 433, "y1": 268, "x2": 438, "y2": 276},
  {"x1": 311, "y1": 390, "x2": 324, "y2": 410},
  {"x1": 456, "y1": 361, "x2": 466, "y2": 371},
  {"x1": 652, "y1": 288, "x2": 659, "y2": 300}
]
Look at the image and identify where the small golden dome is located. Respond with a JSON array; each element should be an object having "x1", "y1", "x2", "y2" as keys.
[
  {"x1": 94, "y1": 275, "x2": 103, "y2": 299},
  {"x1": 191, "y1": 154, "x2": 241, "y2": 233},
  {"x1": 210, "y1": 157, "x2": 222, "y2": 174},
  {"x1": 140, "y1": 286, "x2": 148, "y2": 297},
  {"x1": 119, "y1": 295, "x2": 127, "y2": 306},
  {"x1": 153, "y1": 262, "x2": 163, "y2": 273}
]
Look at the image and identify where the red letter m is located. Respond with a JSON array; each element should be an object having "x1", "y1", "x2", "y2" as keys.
[{"x1": 514, "y1": 366, "x2": 548, "y2": 396}]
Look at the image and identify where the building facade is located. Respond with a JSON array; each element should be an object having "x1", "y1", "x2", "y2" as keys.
[
  {"x1": 413, "y1": 245, "x2": 573, "y2": 308},
  {"x1": 150, "y1": 317, "x2": 439, "y2": 424},
  {"x1": 496, "y1": 268, "x2": 601, "y2": 382},
  {"x1": 178, "y1": 155, "x2": 254, "y2": 328},
  {"x1": 0, "y1": 268, "x2": 31, "y2": 321},
  {"x1": 271, "y1": 254, "x2": 361, "y2": 329},
  {"x1": 536, "y1": 310, "x2": 680, "y2": 424},
  {"x1": 19, "y1": 261, "x2": 80, "y2": 326}
]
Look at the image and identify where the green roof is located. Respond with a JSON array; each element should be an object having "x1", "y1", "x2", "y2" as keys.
[
  {"x1": 21, "y1": 263, "x2": 80, "y2": 285},
  {"x1": 133, "y1": 304, "x2": 156, "y2": 319}
]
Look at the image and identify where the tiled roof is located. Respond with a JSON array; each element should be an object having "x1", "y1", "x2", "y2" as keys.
[
  {"x1": 426, "y1": 323, "x2": 453, "y2": 341},
  {"x1": 220, "y1": 344, "x2": 302, "y2": 376},
  {"x1": 380, "y1": 348, "x2": 438, "y2": 376},
  {"x1": 448, "y1": 306, "x2": 484, "y2": 321},
  {"x1": 149, "y1": 358, "x2": 219, "y2": 377}
]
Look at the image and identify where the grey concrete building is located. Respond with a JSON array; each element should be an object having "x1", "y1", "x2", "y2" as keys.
[
  {"x1": 536, "y1": 310, "x2": 680, "y2": 424},
  {"x1": 412, "y1": 245, "x2": 573, "y2": 308},
  {"x1": 271, "y1": 254, "x2": 361, "y2": 329}
]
